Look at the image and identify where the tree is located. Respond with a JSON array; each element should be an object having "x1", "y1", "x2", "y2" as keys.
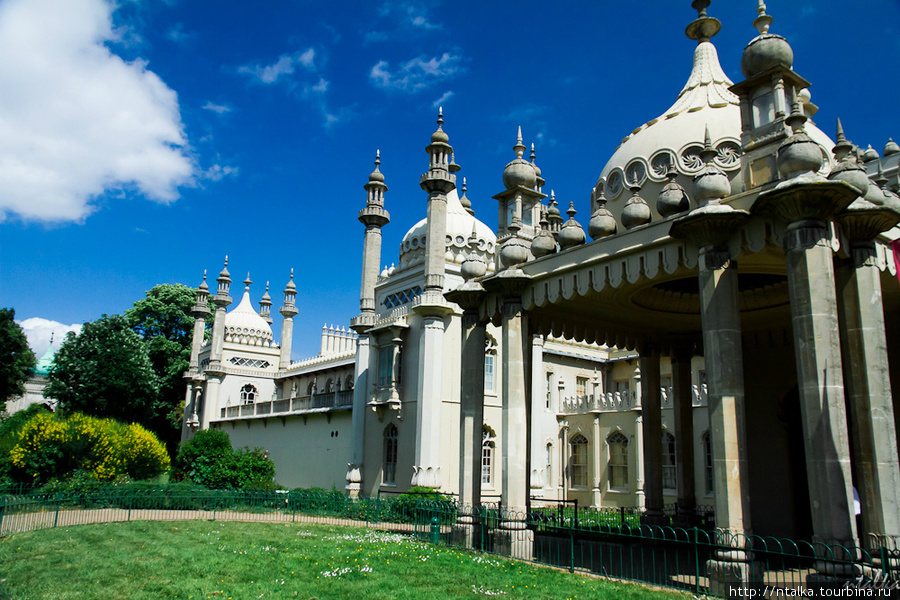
[
  {"x1": 125, "y1": 284, "x2": 207, "y2": 448},
  {"x1": 0, "y1": 308, "x2": 36, "y2": 402},
  {"x1": 45, "y1": 315, "x2": 160, "y2": 425}
]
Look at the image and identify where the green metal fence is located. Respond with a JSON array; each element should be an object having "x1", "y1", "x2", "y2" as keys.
[{"x1": 1, "y1": 485, "x2": 896, "y2": 597}]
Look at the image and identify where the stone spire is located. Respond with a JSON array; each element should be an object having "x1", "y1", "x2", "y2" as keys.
[
  {"x1": 420, "y1": 108, "x2": 456, "y2": 294},
  {"x1": 354, "y1": 151, "x2": 390, "y2": 330}
]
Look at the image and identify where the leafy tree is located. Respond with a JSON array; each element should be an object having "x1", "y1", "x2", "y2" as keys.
[
  {"x1": 125, "y1": 284, "x2": 207, "y2": 448},
  {"x1": 175, "y1": 429, "x2": 276, "y2": 490},
  {"x1": 0, "y1": 308, "x2": 36, "y2": 402},
  {"x1": 45, "y1": 315, "x2": 160, "y2": 425}
]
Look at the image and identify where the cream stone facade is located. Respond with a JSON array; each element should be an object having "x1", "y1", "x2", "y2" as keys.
[{"x1": 182, "y1": 1, "x2": 900, "y2": 583}]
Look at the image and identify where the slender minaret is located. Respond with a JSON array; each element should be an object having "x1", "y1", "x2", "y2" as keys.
[
  {"x1": 182, "y1": 270, "x2": 211, "y2": 440},
  {"x1": 420, "y1": 107, "x2": 455, "y2": 294},
  {"x1": 347, "y1": 151, "x2": 391, "y2": 497},
  {"x1": 279, "y1": 270, "x2": 298, "y2": 370},
  {"x1": 200, "y1": 257, "x2": 232, "y2": 430}
]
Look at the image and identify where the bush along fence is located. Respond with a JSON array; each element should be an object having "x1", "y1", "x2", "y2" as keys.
[{"x1": 0, "y1": 485, "x2": 897, "y2": 597}]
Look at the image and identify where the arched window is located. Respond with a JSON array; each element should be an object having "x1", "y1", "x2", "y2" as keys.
[
  {"x1": 481, "y1": 426, "x2": 496, "y2": 486},
  {"x1": 307, "y1": 381, "x2": 315, "y2": 396},
  {"x1": 545, "y1": 442, "x2": 553, "y2": 487},
  {"x1": 240, "y1": 384, "x2": 257, "y2": 404},
  {"x1": 608, "y1": 431, "x2": 629, "y2": 490},
  {"x1": 662, "y1": 431, "x2": 676, "y2": 491},
  {"x1": 702, "y1": 431, "x2": 714, "y2": 495},
  {"x1": 569, "y1": 433, "x2": 589, "y2": 488},
  {"x1": 345, "y1": 374, "x2": 354, "y2": 390},
  {"x1": 383, "y1": 424, "x2": 398, "y2": 485},
  {"x1": 325, "y1": 378, "x2": 334, "y2": 393},
  {"x1": 484, "y1": 335, "x2": 497, "y2": 393}
]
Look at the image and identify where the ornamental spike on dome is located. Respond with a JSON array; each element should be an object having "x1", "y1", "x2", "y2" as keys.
[
  {"x1": 776, "y1": 95, "x2": 823, "y2": 179},
  {"x1": 785, "y1": 94, "x2": 807, "y2": 134},
  {"x1": 449, "y1": 152, "x2": 461, "y2": 173},
  {"x1": 216, "y1": 256, "x2": 231, "y2": 296},
  {"x1": 884, "y1": 138, "x2": 900, "y2": 156},
  {"x1": 741, "y1": 0, "x2": 793, "y2": 78},
  {"x1": 700, "y1": 125, "x2": 717, "y2": 164},
  {"x1": 502, "y1": 127, "x2": 537, "y2": 190},
  {"x1": 430, "y1": 106, "x2": 449, "y2": 144},
  {"x1": 753, "y1": 0, "x2": 772, "y2": 34},
  {"x1": 244, "y1": 272, "x2": 252, "y2": 292},
  {"x1": 459, "y1": 176, "x2": 474, "y2": 215},
  {"x1": 368, "y1": 149, "x2": 385, "y2": 183},
  {"x1": 833, "y1": 118, "x2": 854, "y2": 161},
  {"x1": 515, "y1": 126, "x2": 525, "y2": 158},
  {"x1": 461, "y1": 221, "x2": 488, "y2": 280},
  {"x1": 199, "y1": 269, "x2": 208, "y2": 292}
]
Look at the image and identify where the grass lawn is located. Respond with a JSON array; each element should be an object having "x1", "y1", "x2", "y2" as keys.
[{"x1": 0, "y1": 520, "x2": 693, "y2": 600}]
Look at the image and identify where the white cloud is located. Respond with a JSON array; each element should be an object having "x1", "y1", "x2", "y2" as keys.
[
  {"x1": 165, "y1": 22, "x2": 194, "y2": 44},
  {"x1": 0, "y1": 0, "x2": 195, "y2": 223},
  {"x1": 201, "y1": 164, "x2": 239, "y2": 182},
  {"x1": 432, "y1": 90, "x2": 453, "y2": 108},
  {"x1": 369, "y1": 52, "x2": 463, "y2": 92},
  {"x1": 17, "y1": 317, "x2": 82, "y2": 357},
  {"x1": 239, "y1": 48, "x2": 316, "y2": 84},
  {"x1": 202, "y1": 102, "x2": 232, "y2": 114}
]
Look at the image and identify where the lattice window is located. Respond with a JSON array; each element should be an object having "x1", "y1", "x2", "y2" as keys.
[
  {"x1": 662, "y1": 431, "x2": 677, "y2": 491},
  {"x1": 383, "y1": 424, "x2": 398, "y2": 485},
  {"x1": 608, "y1": 431, "x2": 629, "y2": 490},
  {"x1": 382, "y1": 286, "x2": 423, "y2": 308},
  {"x1": 230, "y1": 357, "x2": 271, "y2": 369},
  {"x1": 570, "y1": 434, "x2": 589, "y2": 488},
  {"x1": 240, "y1": 384, "x2": 257, "y2": 404}
]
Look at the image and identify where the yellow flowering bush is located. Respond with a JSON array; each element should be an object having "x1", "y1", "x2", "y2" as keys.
[{"x1": 7, "y1": 411, "x2": 169, "y2": 483}]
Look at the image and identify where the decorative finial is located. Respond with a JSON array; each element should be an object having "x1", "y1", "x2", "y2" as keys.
[
  {"x1": 437, "y1": 107, "x2": 444, "y2": 129},
  {"x1": 566, "y1": 200, "x2": 576, "y2": 220},
  {"x1": 514, "y1": 126, "x2": 525, "y2": 158},
  {"x1": 693, "y1": 0, "x2": 709, "y2": 18},
  {"x1": 754, "y1": 0, "x2": 772, "y2": 35},
  {"x1": 244, "y1": 273, "x2": 252, "y2": 291},
  {"x1": 530, "y1": 143, "x2": 536, "y2": 163},
  {"x1": 462, "y1": 177, "x2": 467, "y2": 194},
  {"x1": 375, "y1": 149, "x2": 381, "y2": 166},
  {"x1": 700, "y1": 126, "x2": 717, "y2": 164},
  {"x1": 833, "y1": 118, "x2": 854, "y2": 161},
  {"x1": 785, "y1": 94, "x2": 807, "y2": 134}
]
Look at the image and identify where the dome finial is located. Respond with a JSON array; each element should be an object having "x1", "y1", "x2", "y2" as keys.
[
  {"x1": 686, "y1": 0, "x2": 721, "y2": 42},
  {"x1": 375, "y1": 149, "x2": 381, "y2": 167},
  {"x1": 244, "y1": 272, "x2": 252, "y2": 291},
  {"x1": 785, "y1": 93, "x2": 807, "y2": 134},
  {"x1": 833, "y1": 118, "x2": 854, "y2": 161},
  {"x1": 437, "y1": 106, "x2": 444, "y2": 129},
  {"x1": 700, "y1": 125, "x2": 717, "y2": 164},
  {"x1": 754, "y1": 0, "x2": 772, "y2": 35},
  {"x1": 459, "y1": 176, "x2": 473, "y2": 215},
  {"x1": 530, "y1": 143, "x2": 536, "y2": 163},
  {"x1": 514, "y1": 126, "x2": 525, "y2": 158}
]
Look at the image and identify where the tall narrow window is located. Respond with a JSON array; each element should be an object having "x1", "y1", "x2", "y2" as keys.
[
  {"x1": 484, "y1": 336, "x2": 497, "y2": 393},
  {"x1": 481, "y1": 426, "x2": 495, "y2": 485},
  {"x1": 383, "y1": 424, "x2": 398, "y2": 485},
  {"x1": 608, "y1": 431, "x2": 629, "y2": 490},
  {"x1": 240, "y1": 384, "x2": 257, "y2": 404},
  {"x1": 702, "y1": 431, "x2": 714, "y2": 495},
  {"x1": 545, "y1": 443, "x2": 553, "y2": 487},
  {"x1": 545, "y1": 372, "x2": 553, "y2": 409},
  {"x1": 662, "y1": 431, "x2": 676, "y2": 491},
  {"x1": 378, "y1": 347, "x2": 393, "y2": 388},
  {"x1": 569, "y1": 434, "x2": 588, "y2": 488}
]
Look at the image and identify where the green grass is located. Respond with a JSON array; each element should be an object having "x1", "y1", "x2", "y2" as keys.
[{"x1": 0, "y1": 520, "x2": 692, "y2": 600}]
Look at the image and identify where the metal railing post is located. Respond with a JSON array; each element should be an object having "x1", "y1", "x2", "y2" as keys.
[
  {"x1": 693, "y1": 527, "x2": 701, "y2": 593},
  {"x1": 53, "y1": 493, "x2": 61, "y2": 528}
]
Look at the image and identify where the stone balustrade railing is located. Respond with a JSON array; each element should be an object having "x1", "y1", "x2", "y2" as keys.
[{"x1": 219, "y1": 389, "x2": 354, "y2": 420}]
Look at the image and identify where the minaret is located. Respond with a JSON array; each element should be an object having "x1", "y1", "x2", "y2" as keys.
[
  {"x1": 209, "y1": 257, "x2": 232, "y2": 368},
  {"x1": 347, "y1": 151, "x2": 391, "y2": 497},
  {"x1": 182, "y1": 270, "x2": 211, "y2": 439},
  {"x1": 419, "y1": 107, "x2": 455, "y2": 294},
  {"x1": 259, "y1": 282, "x2": 273, "y2": 325},
  {"x1": 279, "y1": 270, "x2": 298, "y2": 370},
  {"x1": 357, "y1": 150, "x2": 391, "y2": 322}
]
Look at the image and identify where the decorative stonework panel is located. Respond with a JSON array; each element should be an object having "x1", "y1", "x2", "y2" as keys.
[
  {"x1": 715, "y1": 141, "x2": 741, "y2": 169},
  {"x1": 606, "y1": 170, "x2": 624, "y2": 199},
  {"x1": 625, "y1": 160, "x2": 647, "y2": 187},
  {"x1": 680, "y1": 145, "x2": 704, "y2": 172},
  {"x1": 650, "y1": 151, "x2": 675, "y2": 180}
]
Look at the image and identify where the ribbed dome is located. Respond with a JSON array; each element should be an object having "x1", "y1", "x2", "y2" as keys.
[
  {"x1": 35, "y1": 344, "x2": 55, "y2": 376},
  {"x1": 224, "y1": 291, "x2": 273, "y2": 346},
  {"x1": 398, "y1": 188, "x2": 496, "y2": 273}
]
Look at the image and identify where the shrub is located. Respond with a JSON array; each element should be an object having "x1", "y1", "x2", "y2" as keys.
[
  {"x1": 7, "y1": 411, "x2": 170, "y2": 484},
  {"x1": 175, "y1": 430, "x2": 276, "y2": 490}
]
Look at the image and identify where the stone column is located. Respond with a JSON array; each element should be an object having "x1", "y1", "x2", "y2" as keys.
[
  {"x1": 634, "y1": 411, "x2": 644, "y2": 509},
  {"x1": 671, "y1": 206, "x2": 756, "y2": 593},
  {"x1": 640, "y1": 349, "x2": 664, "y2": 524},
  {"x1": 835, "y1": 204, "x2": 900, "y2": 544},
  {"x1": 754, "y1": 177, "x2": 859, "y2": 580},
  {"x1": 530, "y1": 335, "x2": 546, "y2": 493},
  {"x1": 672, "y1": 348, "x2": 697, "y2": 526},
  {"x1": 446, "y1": 281, "x2": 487, "y2": 548},
  {"x1": 484, "y1": 270, "x2": 533, "y2": 560},
  {"x1": 591, "y1": 413, "x2": 602, "y2": 508},
  {"x1": 345, "y1": 334, "x2": 370, "y2": 497},
  {"x1": 413, "y1": 315, "x2": 446, "y2": 488}
]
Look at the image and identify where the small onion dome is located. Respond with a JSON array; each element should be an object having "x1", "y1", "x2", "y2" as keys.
[
  {"x1": 461, "y1": 251, "x2": 487, "y2": 280},
  {"x1": 557, "y1": 201, "x2": 586, "y2": 249},
  {"x1": 198, "y1": 270, "x2": 209, "y2": 292},
  {"x1": 776, "y1": 101, "x2": 822, "y2": 179},
  {"x1": 369, "y1": 150, "x2": 385, "y2": 182},
  {"x1": 218, "y1": 256, "x2": 231, "y2": 280},
  {"x1": 657, "y1": 163, "x2": 690, "y2": 217},
  {"x1": 547, "y1": 194, "x2": 561, "y2": 220},
  {"x1": 621, "y1": 183, "x2": 652, "y2": 229},
  {"x1": 588, "y1": 187, "x2": 617, "y2": 240},
  {"x1": 431, "y1": 107, "x2": 449, "y2": 143},
  {"x1": 531, "y1": 214, "x2": 557, "y2": 258},
  {"x1": 693, "y1": 127, "x2": 731, "y2": 205},
  {"x1": 459, "y1": 177, "x2": 473, "y2": 215},
  {"x1": 863, "y1": 145, "x2": 880, "y2": 162},
  {"x1": 503, "y1": 126, "x2": 537, "y2": 190},
  {"x1": 499, "y1": 231, "x2": 529, "y2": 268},
  {"x1": 284, "y1": 269, "x2": 296, "y2": 292},
  {"x1": 741, "y1": 1, "x2": 793, "y2": 78},
  {"x1": 884, "y1": 138, "x2": 900, "y2": 156},
  {"x1": 828, "y1": 133, "x2": 869, "y2": 197},
  {"x1": 261, "y1": 282, "x2": 272, "y2": 304},
  {"x1": 380, "y1": 265, "x2": 389, "y2": 279}
]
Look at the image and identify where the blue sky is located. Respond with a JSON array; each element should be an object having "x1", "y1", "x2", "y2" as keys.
[{"x1": 3, "y1": 0, "x2": 900, "y2": 360}]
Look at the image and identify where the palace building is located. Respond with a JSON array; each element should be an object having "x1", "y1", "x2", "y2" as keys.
[{"x1": 181, "y1": 0, "x2": 900, "y2": 583}]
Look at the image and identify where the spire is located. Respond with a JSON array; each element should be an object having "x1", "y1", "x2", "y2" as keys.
[
  {"x1": 459, "y1": 176, "x2": 474, "y2": 215},
  {"x1": 514, "y1": 126, "x2": 525, "y2": 158},
  {"x1": 753, "y1": 0, "x2": 773, "y2": 35},
  {"x1": 833, "y1": 118, "x2": 854, "y2": 162},
  {"x1": 700, "y1": 125, "x2": 717, "y2": 164},
  {"x1": 244, "y1": 272, "x2": 252, "y2": 292}
]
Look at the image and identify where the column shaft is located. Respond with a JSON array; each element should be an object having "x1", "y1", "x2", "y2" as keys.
[
  {"x1": 672, "y1": 351, "x2": 696, "y2": 522},
  {"x1": 458, "y1": 312, "x2": 486, "y2": 507},
  {"x1": 501, "y1": 298, "x2": 528, "y2": 515},
  {"x1": 414, "y1": 316, "x2": 445, "y2": 487},
  {"x1": 641, "y1": 351, "x2": 663, "y2": 521}
]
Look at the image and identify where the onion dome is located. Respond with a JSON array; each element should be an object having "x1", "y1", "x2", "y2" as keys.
[
  {"x1": 431, "y1": 107, "x2": 449, "y2": 144},
  {"x1": 502, "y1": 127, "x2": 537, "y2": 190},
  {"x1": 546, "y1": 192, "x2": 563, "y2": 232},
  {"x1": 531, "y1": 211, "x2": 557, "y2": 257},
  {"x1": 777, "y1": 99, "x2": 823, "y2": 179},
  {"x1": 621, "y1": 182, "x2": 652, "y2": 229},
  {"x1": 557, "y1": 200, "x2": 586, "y2": 249},
  {"x1": 693, "y1": 127, "x2": 732, "y2": 205},
  {"x1": 198, "y1": 270, "x2": 209, "y2": 293},
  {"x1": 863, "y1": 145, "x2": 880, "y2": 162},
  {"x1": 741, "y1": 1, "x2": 793, "y2": 78},
  {"x1": 657, "y1": 160, "x2": 690, "y2": 217},
  {"x1": 224, "y1": 275, "x2": 273, "y2": 346},
  {"x1": 828, "y1": 119, "x2": 869, "y2": 196},
  {"x1": 499, "y1": 220, "x2": 529, "y2": 268},
  {"x1": 35, "y1": 335, "x2": 56, "y2": 376},
  {"x1": 461, "y1": 224, "x2": 489, "y2": 280},
  {"x1": 884, "y1": 138, "x2": 899, "y2": 156},
  {"x1": 367, "y1": 150, "x2": 385, "y2": 183},
  {"x1": 459, "y1": 177, "x2": 474, "y2": 215},
  {"x1": 588, "y1": 186, "x2": 617, "y2": 239},
  {"x1": 449, "y1": 152, "x2": 461, "y2": 174}
]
